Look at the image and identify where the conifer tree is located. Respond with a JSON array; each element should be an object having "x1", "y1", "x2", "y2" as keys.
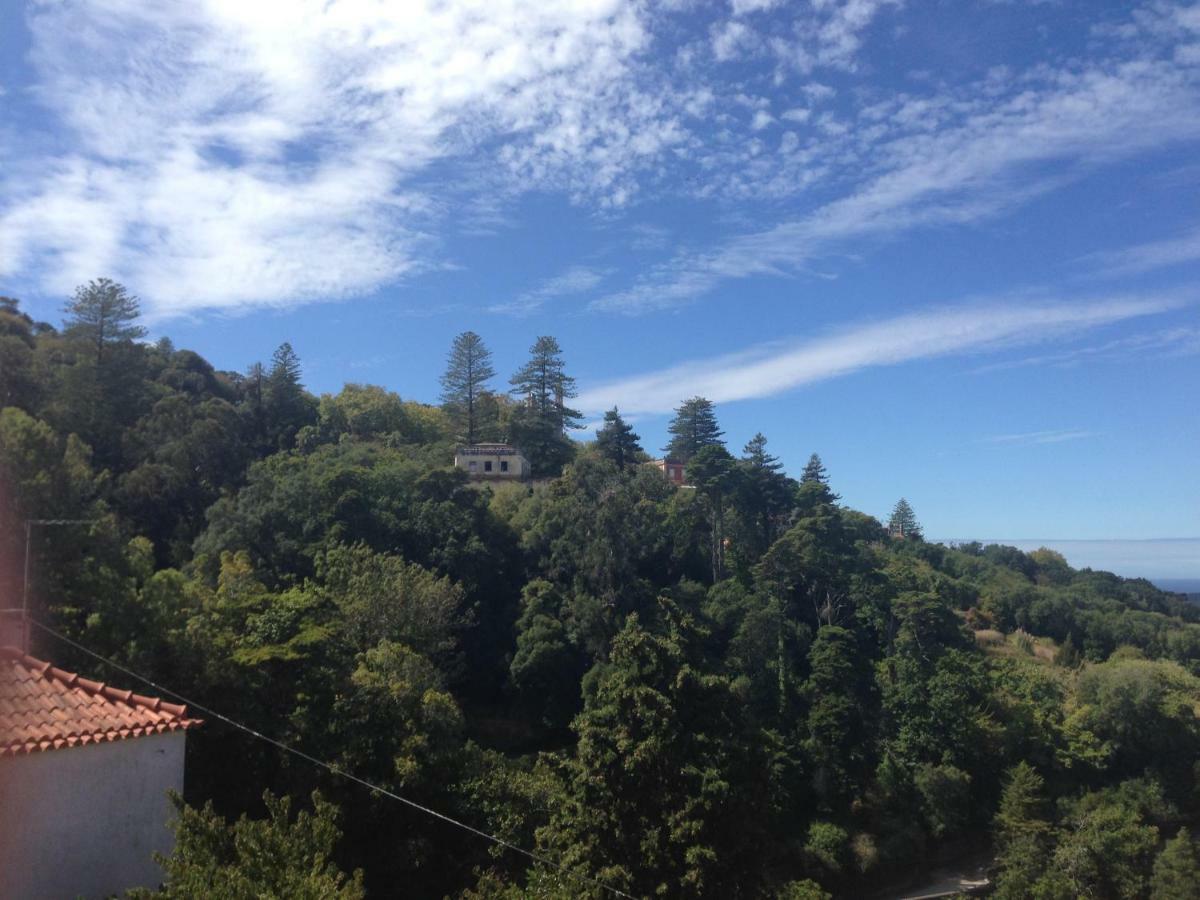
[
  {"x1": 509, "y1": 336, "x2": 581, "y2": 431},
  {"x1": 594, "y1": 407, "x2": 642, "y2": 468},
  {"x1": 738, "y1": 433, "x2": 793, "y2": 556},
  {"x1": 744, "y1": 433, "x2": 781, "y2": 473},
  {"x1": 264, "y1": 342, "x2": 315, "y2": 450},
  {"x1": 62, "y1": 277, "x2": 146, "y2": 365},
  {"x1": 888, "y1": 497, "x2": 922, "y2": 539},
  {"x1": 269, "y1": 342, "x2": 302, "y2": 389},
  {"x1": 689, "y1": 444, "x2": 739, "y2": 581},
  {"x1": 664, "y1": 396, "x2": 724, "y2": 463},
  {"x1": 1152, "y1": 827, "x2": 1200, "y2": 900},
  {"x1": 439, "y1": 331, "x2": 496, "y2": 445},
  {"x1": 509, "y1": 336, "x2": 580, "y2": 475},
  {"x1": 795, "y1": 453, "x2": 838, "y2": 514},
  {"x1": 547, "y1": 604, "x2": 771, "y2": 898},
  {"x1": 801, "y1": 453, "x2": 828, "y2": 484},
  {"x1": 992, "y1": 762, "x2": 1051, "y2": 900}
]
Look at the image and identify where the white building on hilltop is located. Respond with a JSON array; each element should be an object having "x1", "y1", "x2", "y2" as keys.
[{"x1": 454, "y1": 443, "x2": 530, "y2": 480}]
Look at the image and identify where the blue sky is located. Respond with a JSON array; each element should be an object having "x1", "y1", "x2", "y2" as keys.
[{"x1": 0, "y1": 0, "x2": 1197, "y2": 570}]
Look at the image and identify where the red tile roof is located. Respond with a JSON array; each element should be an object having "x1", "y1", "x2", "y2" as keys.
[{"x1": 0, "y1": 646, "x2": 201, "y2": 756}]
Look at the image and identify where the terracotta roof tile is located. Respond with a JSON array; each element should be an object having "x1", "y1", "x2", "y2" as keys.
[{"x1": 0, "y1": 646, "x2": 201, "y2": 756}]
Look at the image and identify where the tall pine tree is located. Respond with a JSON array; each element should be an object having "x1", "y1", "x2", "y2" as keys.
[
  {"x1": 439, "y1": 331, "x2": 496, "y2": 445},
  {"x1": 62, "y1": 278, "x2": 146, "y2": 365},
  {"x1": 509, "y1": 336, "x2": 580, "y2": 476},
  {"x1": 594, "y1": 407, "x2": 642, "y2": 468},
  {"x1": 801, "y1": 453, "x2": 828, "y2": 485},
  {"x1": 796, "y1": 453, "x2": 838, "y2": 513},
  {"x1": 509, "y1": 336, "x2": 581, "y2": 432},
  {"x1": 664, "y1": 396, "x2": 724, "y2": 463},
  {"x1": 56, "y1": 278, "x2": 149, "y2": 467},
  {"x1": 992, "y1": 763, "x2": 1052, "y2": 900},
  {"x1": 264, "y1": 342, "x2": 315, "y2": 450},
  {"x1": 888, "y1": 498, "x2": 922, "y2": 539},
  {"x1": 738, "y1": 433, "x2": 793, "y2": 559}
]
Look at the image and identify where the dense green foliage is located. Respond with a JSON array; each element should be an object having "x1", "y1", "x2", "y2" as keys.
[
  {"x1": 2, "y1": 287, "x2": 1198, "y2": 898},
  {"x1": 130, "y1": 791, "x2": 364, "y2": 899}
]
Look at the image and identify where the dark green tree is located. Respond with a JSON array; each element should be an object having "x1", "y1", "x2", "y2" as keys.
[
  {"x1": 264, "y1": 342, "x2": 317, "y2": 450},
  {"x1": 1152, "y1": 827, "x2": 1200, "y2": 900},
  {"x1": 51, "y1": 279, "x2": 152, "y2": 467},
  {"x1": 687, "y1": 444, "x2": 739, "y2": 582},
  {"x1": 509, "y1": 580, "x2": 586, "y2": 731},
  {"x1": 888, "y1": 498, "x2": 922, "y2": 539},
  {"x1": 547, "y1": 603, "x2": 771, "y2": 898},
  {"x1": 509, "y1": 336, "x2": 580, "y2": 475},
  {"x1": 440, "y1": 331, "x2": 496, "y2": 445},
  {"x1": 664, "y1": 396, "x2": 724, "y2": 463},
  {"x1": 593, "y1": 407, "x2": 642, "y2": 469},
  {"x1": 509, "y1": 336, "x2": 581, "y2": 433},
  {"x1": 756, "y1": 504, "x2": 856, "y2": 629},
  {"x1": 795, "y1": 452, "x2": 839, "y2": 514},
  {"x1": 805, "y1": 625, "x2": 875, "y2": 808},
  {"x1": 993, "y1": 762, "x2": 1052, "y2": 900},
  {"x1": 801, "y1": 453, "x2": 827, "y2": 485},
  {"x1": 735, "y1": 433, "x2": 794, "y2": 562}
]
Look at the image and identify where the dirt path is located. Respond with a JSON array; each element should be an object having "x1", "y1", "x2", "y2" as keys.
[{"x1": 879, "y1": 851, "x2": 992, "y2": 900}]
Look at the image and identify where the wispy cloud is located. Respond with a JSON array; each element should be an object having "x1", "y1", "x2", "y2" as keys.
[
  {"x1": 593, "y1": 49, "x2": 1200, "y2": 314},
  {"x1": 1082, "y1": 225, "x2": 1200, "y2": 277},
  {"x1": 2, "y1": 1, "x2": 1199, "y2": 321},
  {"x1": 721, "y1": 0, "x2": 904, "y2": 73},
  {"x1": 576, "y1": 294, "x2": 1181, "y2": 415},
  {"x1": 979, "y1": 429, "x2": 1100, "y2": 446},
  {"x1": 488, "y1": 265, "x2": 606, "y2": 316},
  {"x1": 973, "y1": 325, "x2": 1200, "y2": 372}
]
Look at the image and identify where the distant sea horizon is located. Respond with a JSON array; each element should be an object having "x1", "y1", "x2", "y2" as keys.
[{"x1": 935, "y1": 537, "x2": 1200, "y2": 590}]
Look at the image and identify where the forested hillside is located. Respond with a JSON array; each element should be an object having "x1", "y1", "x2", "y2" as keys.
[{"x1": 3, "y1": 283, "x2": 1200, "y2": 899}]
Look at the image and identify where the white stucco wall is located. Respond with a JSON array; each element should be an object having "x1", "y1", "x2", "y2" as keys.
[
  {"x1": 454, "y1": 448, "x2": 529, "y2": 478},
  {"x1": 0, "y1": 731, "x2": 186, "y2": 900}
]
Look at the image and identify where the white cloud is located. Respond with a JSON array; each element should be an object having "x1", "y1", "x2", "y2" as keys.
[
  {"x1": 711, "y1": 20, "x2": 759, "y2": 62},
  {"x1": 751, "y1": 109, "x2": 775, "y2": 130},
  {"x1": 488, "y1": 265, "x2": 606, "y2": 316},
  {"x1": 1084, "y1": 225, "x2": 1200, "y2": 277},
  {"x1": 593, "y1": 52, "x2": 1200, "y2": 313},
  {"x1": 575, "y1": 294, "x2": 1181, "y2": 415},
  {"x1": 3, "y1": 0, "x2": 1199, "y2": 321},
  {"x1": 0, "y1": 0, "x2": 669, "y2": 318},
  {"x1": 715, "y1": 0, "x2": 900, "y2": 70},
  {"x1": 980, "y1": 429, "x2": 1100, "y2": 446},
  {"x1": 769, "y1": 0, "x2": 904, "y2": 73},
  {"x1": 973, "y1": 325, "x2": 1200, "y2": 372},
  {"x1": 731, "y1": 0, "x2": 784, "y2": 14}
]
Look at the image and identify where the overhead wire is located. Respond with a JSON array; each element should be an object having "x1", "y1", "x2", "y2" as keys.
[{"x1": 27, "y1": 616, "x2": 634, "y2": 900}]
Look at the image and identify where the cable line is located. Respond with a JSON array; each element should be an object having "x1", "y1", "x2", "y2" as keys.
[{"x1": 28, "y1": 617, "x2": 634, "y2": 900}]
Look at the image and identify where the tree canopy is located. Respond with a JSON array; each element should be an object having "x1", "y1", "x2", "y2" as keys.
[{"x1": 4, "y1": 284, "x2": 1199, "y2": 900}]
